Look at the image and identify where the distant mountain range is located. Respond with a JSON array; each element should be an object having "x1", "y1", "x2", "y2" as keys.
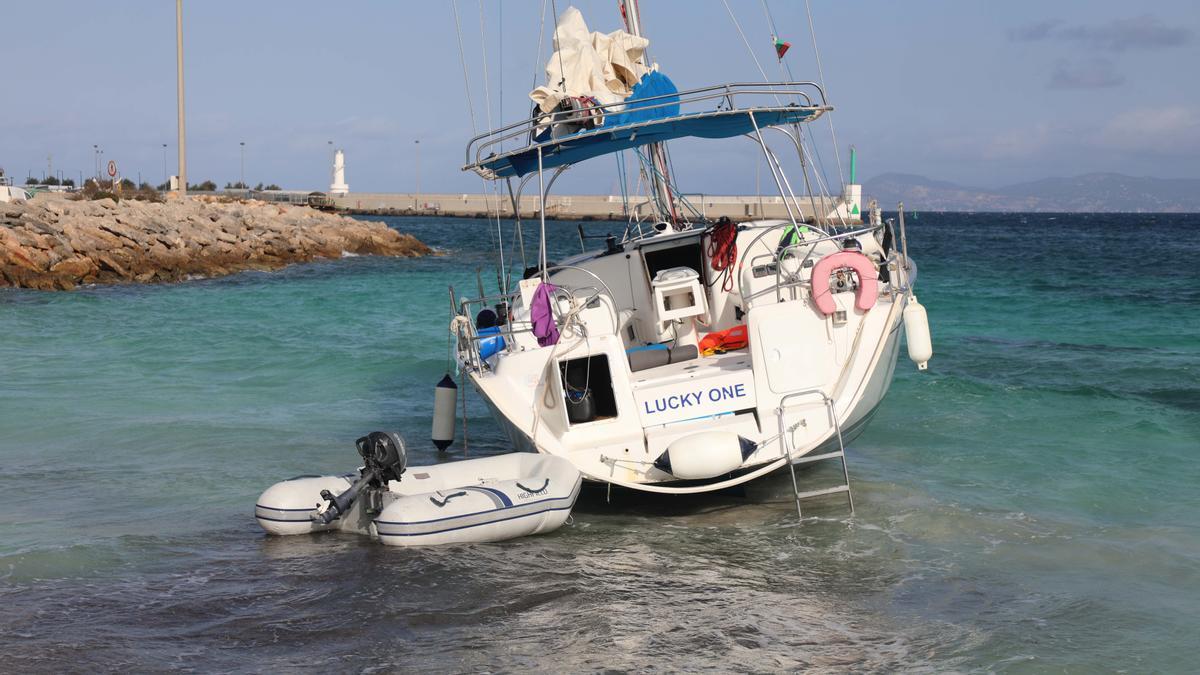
[{"x1": 864, "y1": 172, "x2": 1200, "y2": 213}]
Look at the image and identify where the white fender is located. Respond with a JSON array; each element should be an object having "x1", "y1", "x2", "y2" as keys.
[
  {"x1": 432, "y1": 374, "x2": 457, "y2": 450},
  {"x1": 655, "y1": 431, "x2": 756, "y2": 480},
  {"x1": 903, "y1": 296, "x2": 932, "y2": 370}
]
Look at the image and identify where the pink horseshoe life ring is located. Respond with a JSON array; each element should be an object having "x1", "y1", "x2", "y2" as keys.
[{"x1": 810, "y1": 250, "x2": 879, "y2": 315}]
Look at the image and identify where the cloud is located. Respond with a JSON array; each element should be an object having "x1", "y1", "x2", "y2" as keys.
[
  {"x1": 1010, "y1": 14, "x2": 1193, "y2": 52},
  {"x1": 980, "y1": 122, "x2": 1057, "y2": 161},
  {"x1": 1008, "y1": 20, "x2": 1064, "y2": 43},
  {"x1": 1062, "y1": 15, "x2": 1193, "y2": 52},
  {"x1": 972, "y1": 106, "x2": 1200, "y2": 163},
  {"x1": 1100, "y1": 106, "x2": 1200, "y2": 154},
  {"x1": 334, "y1": 115, "x2": 403, "y2": 140},
  {"x1": 1048, "y1": 58, "x2": 1125, "y2": 90}
]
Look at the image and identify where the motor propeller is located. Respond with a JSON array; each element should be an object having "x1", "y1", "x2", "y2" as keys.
[{"x1": 312, "y1": 431, "x2": 407, "y2": 525}]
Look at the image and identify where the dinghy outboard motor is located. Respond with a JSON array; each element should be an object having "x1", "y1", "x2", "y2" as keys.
[{"x1": 312, "y1": 431, "x2": 408, "y2": 525}]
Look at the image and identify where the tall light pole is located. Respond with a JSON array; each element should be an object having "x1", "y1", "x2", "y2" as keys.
[
  {"x1": 239, "y1": 141, "x2": 246, "y2": 188},
  {"x1": 414, "y1": 139, "x2": 420, "y2": 211},
  {"x1": 93, "y1": 145, "x2": 99, "y2": 181},
  {"x1": 176, "y1": 0, "x2": 187, "y2": 194},
  {"x1": 162, "y1": 143, "x2": 168, "y2": 185}
]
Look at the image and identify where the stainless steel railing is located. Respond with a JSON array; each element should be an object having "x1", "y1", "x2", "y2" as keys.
[
  {"x1": 450, "y1": 265, "x2": 622, "y2": 374},
  {"x1": 739, "y1": 223, "x2": 886, "y2": 305},
  {"x1": 464, "y1": 81, "x2": 829, "y2": 172}
]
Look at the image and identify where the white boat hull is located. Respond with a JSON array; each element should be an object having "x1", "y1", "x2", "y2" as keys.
[
  {"x1": 452, "y1": 218, "x2": 924, "y2": 498},
  {"x1": 470, "y1": 309, "x2": 904, "y2": 492}
]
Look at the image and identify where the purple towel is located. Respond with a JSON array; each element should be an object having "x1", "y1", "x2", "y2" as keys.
[{"x1": 530, "y1": 282, "x2": 560, "y2": 347}]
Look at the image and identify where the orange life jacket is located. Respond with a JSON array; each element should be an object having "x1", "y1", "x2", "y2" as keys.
[{"x1": 699, "y1": 324, "x2": 748, "y2": 355}]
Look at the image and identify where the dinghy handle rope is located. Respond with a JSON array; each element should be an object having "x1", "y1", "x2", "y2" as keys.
[
  {"x1": 430, "y1": 491, "x2": 468, "y2": 508},
  {"x1": 516, "y1": 479, "x2": 550, "y2": 494}
]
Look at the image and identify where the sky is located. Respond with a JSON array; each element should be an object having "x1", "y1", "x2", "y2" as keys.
[{"x1": 2, "y1": 1, "x2": 1198, "y2": 195}]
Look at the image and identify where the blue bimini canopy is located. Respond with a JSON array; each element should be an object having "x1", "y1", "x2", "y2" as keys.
[{"x1": 464, "y1": 77, "x2": 831, "y2": 180}]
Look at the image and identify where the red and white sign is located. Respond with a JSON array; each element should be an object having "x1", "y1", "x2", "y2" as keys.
[{"x1": 107, "y1": 160, "x2": 117, "y2": 178}]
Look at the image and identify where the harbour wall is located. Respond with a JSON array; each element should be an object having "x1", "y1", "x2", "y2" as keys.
[{"x1": 333, "y1": 192, "x2": 850, "y2": 221}]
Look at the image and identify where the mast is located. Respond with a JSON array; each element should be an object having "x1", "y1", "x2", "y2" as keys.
[{"x1": 619, "y1": 0, "x2": 676, "y2": 225}]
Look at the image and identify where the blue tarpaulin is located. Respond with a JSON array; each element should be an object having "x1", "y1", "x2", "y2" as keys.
[{"x1": 605, "y1": 71, "x2": 680, "y2": 127}]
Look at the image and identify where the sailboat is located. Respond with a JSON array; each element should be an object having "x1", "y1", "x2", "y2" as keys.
[{"x1": 447, "y1": 2, "x2": 932, "y2": 513}]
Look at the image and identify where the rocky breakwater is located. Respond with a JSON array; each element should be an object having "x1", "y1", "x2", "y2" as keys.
[{"x1": 0, "y1": 197, "x2": 431, "y2": 290}]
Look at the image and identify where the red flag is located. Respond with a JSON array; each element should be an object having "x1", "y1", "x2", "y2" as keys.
[{"x1": 774, "y1": 37, "x2": 791, "y2": 61}]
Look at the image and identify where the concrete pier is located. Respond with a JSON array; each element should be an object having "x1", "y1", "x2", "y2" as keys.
[{"x1": 333, "y1": 192, "x2": 854, "y2": 222}]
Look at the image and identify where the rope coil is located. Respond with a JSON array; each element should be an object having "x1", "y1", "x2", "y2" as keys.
[{"x1": 706, "y1": 218, "x2": 739, "y2": 292}]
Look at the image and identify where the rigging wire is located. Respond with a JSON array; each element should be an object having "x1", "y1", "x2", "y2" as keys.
[
  {"x1": 754, "y1": 0, "x2": 834, "y2": 201},
  {"x1": 531, "y1": 0, "x2": 549, "y2": 93},
  {"x1": 720, "y1": 0, "x2": 847, "y2": 223},
  {"x1": 744, "y1": 1, "x2": 833, "y2": 224},
  {"x1": 797, "y1": 0, "x2": 845, "y2": 191},
  {"x1": 514, "y1": 0, "x2": 549, "y2": 276},
  {"x1": 477, "y1": 1, "x2": 510, "y2": 293},
  {"x1": 478, "y1": 1, "x2": 494, "y2": 135},
  {"x1": 498, "y1": 1, "x2": 503, "y2": 141},
  {"x1": 615, "y1": 151, "x2": 630, "y2": 219},
  {"x1": 720, "y1": 0, "x2": 770, "y2": 84},
  {"x1": 664, "y1": 146, "x2": 701, "y2": 222},
  {"x1": 450, "y1": 0, "x2": 478, "y2": 137},
  {"x1": 758, "y1": 0, "x2": 846, "y2": 195},
  {"x1": 550, "y1": 0, "x2": 567, "y2": 93}
]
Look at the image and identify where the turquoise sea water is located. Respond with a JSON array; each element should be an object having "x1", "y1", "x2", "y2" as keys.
[{"x1": 1, "y1": 213, "x2": 1197, "y2": 671}]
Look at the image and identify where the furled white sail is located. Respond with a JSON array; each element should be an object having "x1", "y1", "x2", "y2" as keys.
[{"x1": 529, "y1": 6, "x2": 653, "y2": 114}]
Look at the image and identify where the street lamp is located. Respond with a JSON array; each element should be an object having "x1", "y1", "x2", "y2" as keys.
[
  {"x1": 240, "y1": 141, "x2": 246, "y2": 189},
  {"x1": 93, "y1": 145, "x2": 99, "y2": 181},
  {"x1": 162, "y1": 143, "x2": 168, "y2": 185},
  {"x1": 414, "y1": 139, "x2": 421, "y2": 211},
  {"x1": 176, "y1": 0, "x2": 187, "y2": 194}
]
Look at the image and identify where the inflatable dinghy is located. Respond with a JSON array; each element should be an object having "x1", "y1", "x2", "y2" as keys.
[{"x1": 256, "y1": 432, "x2": 581, "y2": 546}]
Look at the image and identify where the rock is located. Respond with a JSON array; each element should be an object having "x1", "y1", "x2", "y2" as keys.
[
  {"x1": 95, "y1": 253, "x2": 130, "y2": 279},
  {"x1": 99, "y1": 222, "x2": 143, "y2": 246},
  {"x1": 1, "y1": 239, "x2": 40, "y2": 271},
  {"x1": 50, "y1": 256, "x2": 97, "y2": 278}
]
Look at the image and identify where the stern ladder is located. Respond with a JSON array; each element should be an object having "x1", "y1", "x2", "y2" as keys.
[{"x1": 777, "y1": 390, "x2": 855, "y2": 520}]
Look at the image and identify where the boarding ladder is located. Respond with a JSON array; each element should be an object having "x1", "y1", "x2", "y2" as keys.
[{"x1": 777, "y1": 389, "x2": 854, "y2": 520}]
